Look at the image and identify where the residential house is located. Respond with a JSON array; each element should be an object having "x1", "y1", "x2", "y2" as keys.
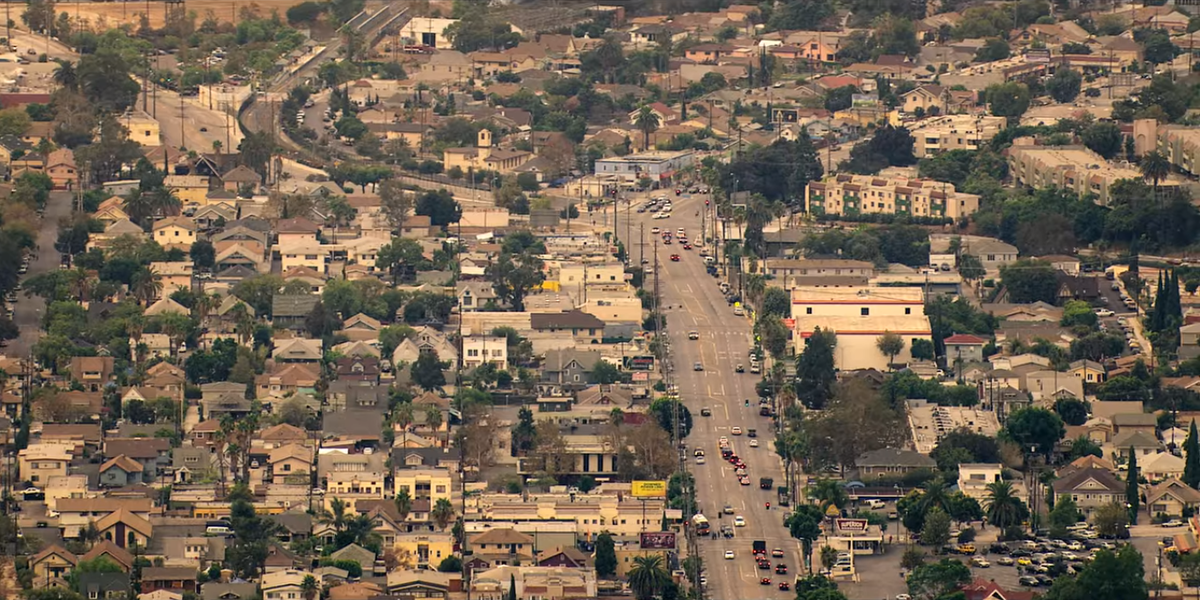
[
  {"x1": 255, "y1": 363, "x2": 320, "y2": 399},
  {"x1": 98, "y1": 455, "x2": 147, "y2": 487},
  {"x1": 944, "y1": 334, "x2": 988, "y2": 365},
  {"x1": 957, "y1": 463, "x2": 1028, "y2": 504},
  {"x1": 272, "y1": 294, "x2": 320, "y2": 330},
  {"x1": 855, "y1": 448, "x2": 936, "y2": 478},
  {"x1": 46, "y1": 148, "x2": 78, "y2": 189},
  {"x1": 329, "y1": 544, "x2": 376, "y2": 573},
  {"x1": 336, "y1": 313, "x2": 383, "y2": 343},
  {"x1": 1146, "y1": 478, "x2": 1200, "y2": 517},
  {"x1": 151, "y1": 217, "x2": 197, "y2": 251},
  {"x1": 141, "y1": 568, "x2": 198, "y2": 595},
  {"x1": 1068, "y1": 359, "x2": 1106, "y2": 385},
  {"x1": 30, "y1": 545, "x2": 77, "y2": 588},
  {"x1": 79, "y1": 572, "x2": 130, "y2": 599},
  {"x1": 1142, "y1": 452, "x2": 1186, "y2": 483},
  {"x1": 268, "y1": 444, "x2": 312, "y2": 485},
  {"x1": 103, "y1": 438, "x2": 171, "y2": 477},
  {"x1": 70, "y1": 357, "x2": 116, "y2": 392},
  {"x1": 458, "y1": 281, "x2": 499, "y2": 312},
  {"x1": 96, "y1": 508, "x2": 154, "y2": 549},
  {"x1": 261, "y1": 570, "x2": 309, "y2": 600},
  {"x1": 470, "y1": 528, "x2": 536, "y2": 561},
  {"x1": 80, "y1": 541, "x2": 134, "y2": 572},
  {"x1": 19, "y1": 443, "x2": 71, "y2": 485},
  {"x1": 541, "y1": 349, "x2": 603, "y2": 390},
  {"x1": 1052, "y1": 466, "x2": 1124, "y2": 516},
  {"x1": 385, "y1": 570, "x2": 457, "y2": 598},
  {"x1": 220, "y1": 165, "x2": 261, "y2": 193},
  {"x1": 271, "y1": 338, "x2": 323, "y2": 363}
]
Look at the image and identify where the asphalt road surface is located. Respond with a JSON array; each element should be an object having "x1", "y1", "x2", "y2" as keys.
[
  {"x1": 6, "y1": 190, "x2": 73, "y2": 360},
  {"x1": 621, "y1": 191, "x2": 795, "y2": 600}
]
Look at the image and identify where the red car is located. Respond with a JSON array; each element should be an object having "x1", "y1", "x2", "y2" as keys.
[
  {"x1": 779, "y1": 583, "x2": 790, "y2": 591},
  {"x1": 760, "y1": 578, "x2": 771, "y2": 585},
  {"x1": 675, "y1": 189, "x2": 682, "y2": 195},
  {"x1": 670, "y1": 254, "x2": 680, "y2": 262},
  {"x1": 682, "y1": 243, "x2": 692, "y2": 250}
]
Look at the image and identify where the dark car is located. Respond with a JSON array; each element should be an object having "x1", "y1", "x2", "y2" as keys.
[
  {"x1": 1035, "y1": 575, "x2": 1054, "y2": 586},
  {"x1": 775, "y1": 564, "x2": 788, "y2": 574},
  {"x1": 778, "y1": 583, "x2": 790, "y2": 591},
  {"x1": 1019, "y1": 576, "x2": 1040, "y2": 587},
  {"x1": 759, "y1": 578, "x2": 771, "y2": 585}
]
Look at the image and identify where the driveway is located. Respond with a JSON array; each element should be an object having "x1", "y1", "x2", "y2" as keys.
[{"x1": 4, "y1": 190, "x2": 73, "y2": 360}]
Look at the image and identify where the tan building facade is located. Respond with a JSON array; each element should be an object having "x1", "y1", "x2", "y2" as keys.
[{"x1": 805, "y1": 173, "x2": 979, "y2": 220}]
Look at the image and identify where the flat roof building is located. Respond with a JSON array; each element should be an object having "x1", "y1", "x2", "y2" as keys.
[
  {"x1": 805, "y1": 173, "x2": 979, "y2": 220},
  {"x1": 910, "y1": 114, "x2": 1006, "y2": 158},
  {"x1": 1007, "y1": 140, "x2": 1180, "y2": 205}
]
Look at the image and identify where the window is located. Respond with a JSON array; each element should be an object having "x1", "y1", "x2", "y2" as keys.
[
  {"x1": 905, "y1": 307, "x2": 911, "y2": 315},
  {"x1": 861, "y1": 307, "x2": 869, "y2": 316},
  {"x1": 806, "y1": 307, "x2": 812, "y2": 315}
]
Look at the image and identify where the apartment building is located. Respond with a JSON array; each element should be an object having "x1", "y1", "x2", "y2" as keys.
[
  {"x1": 1159, "y1": 123, "x2": 1200, "y2": 176},
  {"x1": 791, "y1": 286, "x2": 931, "y2": 370},
  {"x1": 911, "y1": 114, "x2": 1006, "y2": 158},
  {"x1": 19, "y1": 443, "x2": 72, "y2": 484},
  {"x1": 805, "y1": 173, "x2": 980, "y2": 220},
  {"x1": 1007, "y1": 140, "x2": 1179, "y2": 205}
]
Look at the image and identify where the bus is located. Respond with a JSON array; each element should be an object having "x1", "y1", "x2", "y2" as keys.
[{"x1": 691, "y1": 514, "x2": 710, "y2": 535}]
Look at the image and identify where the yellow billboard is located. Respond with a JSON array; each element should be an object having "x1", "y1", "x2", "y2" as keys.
[{"x1": 631, "y1": 480, "x2": 667, "y2": 498}]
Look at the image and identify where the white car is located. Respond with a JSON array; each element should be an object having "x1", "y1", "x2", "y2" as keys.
[
  {"x1": 734, "y1": 306, "x2": 744, "y2": 316},
  {"x1": 1095, "y1": 309, "x2": 1115, "y2": 317},
  {"x1": 749, "y1": 439, "x2": 759, "y2": 447},
  {"x1": 731, "y1": 427, "x2": 742, "y2": 435},
  {"x1": 734, "y1": 516, "x2": 746, "y2": 527},
  {"x1": 696, "y1": 456, "x2": 706, "y2": 464},
  {"x1": 725, "y1": 550, "x2": 736, "y2": 560},
  {"x1": 651, "y1": 227, "x2": 660, "y2": 234}
]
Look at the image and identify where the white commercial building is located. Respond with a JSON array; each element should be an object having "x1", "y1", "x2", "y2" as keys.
[{"x1": 791, "y1": 286, "x2": 931, "y2": 371}]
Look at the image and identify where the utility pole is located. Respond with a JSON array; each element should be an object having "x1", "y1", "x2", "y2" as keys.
[{"x1": 639, "y1": 222, "x2": 645, "y2": 275}]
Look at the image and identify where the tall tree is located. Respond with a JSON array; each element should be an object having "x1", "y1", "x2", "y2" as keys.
[
  {"x1": 1141, "y1": 151, "x2": 1171, "y2": 200},
  {"x1": 984, "y1": 481, "x2": 1028, "y2": 533},
  {"x1": 595, "y1": 531, "x2": 617, "y2": 577},
  {"x1": 633, "y1": 105, "x2": 661, "y2": 150},
  {"x1": 487, "y1": 251, "x2": 545, "y2": 312},
  {"x1": 1185, "y1": 421, "x2": 1200, "y2": 488},
  {"x1": 795, "y1": 327, "x2": 837, "y2": 409},
  {"x1": 627, "y1": 554, "x2": 670, "y2": 600},
  {"x1": 876, "y1": 332, "x2": 905, "y2": 370}
]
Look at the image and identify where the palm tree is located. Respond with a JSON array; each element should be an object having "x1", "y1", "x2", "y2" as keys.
[
  {"x1": 984, "y1": 480, "x2": 1027, "y2": 531},
  {"x1": 300, "y1": 575, "x2": 319, "y2": 600},
  {"x1": 1141, "y1": 150, "x2": 1171, "y2": 201},
  {"x1": 627, "y1": 554, "x2": 670, "y2": 600},
  {"x1": 394, "y1": 488, "x2": 413, "y2": 523},
  {"x1": 343, "y1": 513, "x2": 381, "y2": 548},
  {"x1": 393, "y1": 403, "x2": 415, "y2": 450},
  {"x1": 53, "y1": 60, "x2": 77, "y2": 91},
  {"x1": 148, "y1": 187, "x2": 182, "y2": 218},
  {"x1": 425, "y1": 405, "x2": 444, "y2": 447},
  {"x1": 918, "y1": 477, "x2": 951, "y2": 516},
  {"x1": 811, "y1": 479, "x2": 848, "y2": 511},
  {"x1": 744, "y1": 273, "x2": 766, "y2": 311},
  {"x1": 130, "y1": 269, "x2": 161, "y2": 305},
  {"x1": 633, "y1": 105, "x2": 661, "y2": 151},
  {"x1": 321, "y1": 497, "x2": 349, "y2": 532},
  {"x1": 123, "y1": 189, "x2": 155, "y2": 228},
  {"x1": 232, "y1": 303, "x2": 256, "y2": 346},
  {"x1": 431, "y1": 498, "x2": 456, "y2": 531}
]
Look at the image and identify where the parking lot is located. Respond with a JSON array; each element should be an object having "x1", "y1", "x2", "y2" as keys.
[{"x1": 836, "y1": 508, "x2": 1174, "y2": 599}]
